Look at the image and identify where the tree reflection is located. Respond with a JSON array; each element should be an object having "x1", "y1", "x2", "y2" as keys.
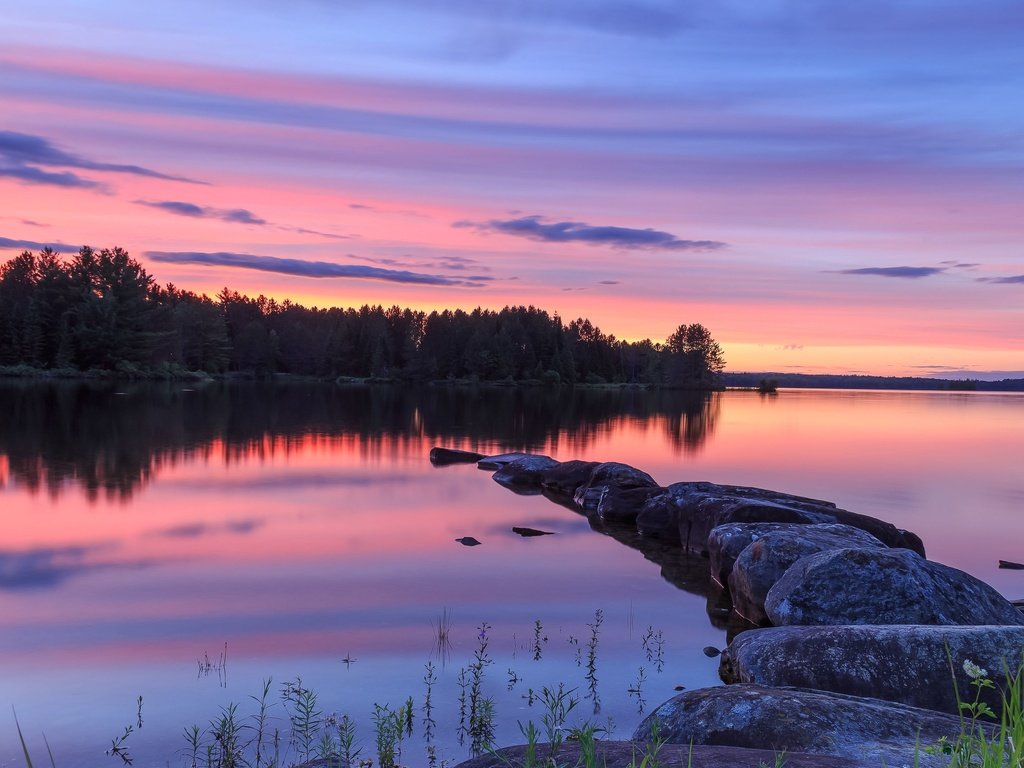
[{"x1": 0, "y1": 381, "x2": 718, "y2": 500}]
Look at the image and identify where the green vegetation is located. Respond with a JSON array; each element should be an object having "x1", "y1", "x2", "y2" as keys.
[{"x1": 0, "y1": 247, "x2": 724, "y2": 387}]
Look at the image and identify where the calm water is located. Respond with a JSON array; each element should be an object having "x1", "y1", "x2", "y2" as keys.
[{"x1": 1, "y1": 382, "x2": 1022, "y2": 767}]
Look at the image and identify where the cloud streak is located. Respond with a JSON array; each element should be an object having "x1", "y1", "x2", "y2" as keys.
[
  {"x1": 836, "y1": 266, "x2": 945, "y2": 279},
  {"x1": 136, "y1": 199, "x2": 267, "y2": 225},
  {"x1": 978, "y1": 274, "x2": 1024, "y2": 284},
  {"x1": 0, "y1": 130, "x2": 203, "y2": 189},
  {"x1": 146, "y1": 250, "x2": 492, "y2": 287},
  {"x1": 0, "y1": 235, "x2": 77, "y2": 252},
  {"x1": 458, "y1": 215, "x2": 725, "y2": 251}
]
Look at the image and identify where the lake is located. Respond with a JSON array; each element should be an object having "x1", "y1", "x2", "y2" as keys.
[{"x1": 1, "y1": 382, "x2": 1022, "y2": 768}]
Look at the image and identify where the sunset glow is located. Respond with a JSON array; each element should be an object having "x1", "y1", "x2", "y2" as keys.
[{"x1": 1, "y1": 3, "x2": 1022, "y2": 376}]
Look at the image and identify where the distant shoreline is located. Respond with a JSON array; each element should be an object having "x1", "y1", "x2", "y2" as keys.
[{"x1": 2, "y1": 363, "x2": 1023, "y2": 392}]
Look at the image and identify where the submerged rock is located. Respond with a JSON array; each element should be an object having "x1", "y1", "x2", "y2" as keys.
[
  {"x1": 511, "y1": 527, "x2": 554, "y2": 537},
  {"x1": 720, "y1": 624, "x2": 1024, "y2": 718},
  {"x1": 728, "y1": 524, "x2": 885, "y2": 625},
  {"x1": 429, "y1": 446, "x2": 486, "y2": 465},
  {"x1": 765, "y1": 547, "x2": 1024, "y2": 626},
  {"x1": 455, "y1": 536, "x2": 482, "y2": 546},
  {"x1": 633, "y1": 684, "x2": 976, "y2": 768},
  {"x1": 636, "y1": 482, "x2": 924, "y2": 556},
  {"x1": 453, "y1": 741, "x2": 866, "y2": 768}
]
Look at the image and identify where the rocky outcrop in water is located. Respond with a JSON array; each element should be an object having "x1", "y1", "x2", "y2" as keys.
[
  {"x1": 719, "y1": 624, "x2": 1024, "y2": 718},
  {"x1": 727, "y1": 524, "x2": 886, "y2": 625},
  {"x1": 765, "y1": 547, "x2": 1024, "y2": 627},
  {"x1": 632, "y1": 684, "x2": 980, "y2": 768},
  {"x1": 429, "y1": 447, "x2": 485, "y2": 465}
]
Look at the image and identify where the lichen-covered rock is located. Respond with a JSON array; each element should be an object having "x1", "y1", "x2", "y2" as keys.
[
  {"x1": 728, "y1": 525, "x2": 885, "y2": 624},
  {"x1": 708, "y1": 522, "x2": 803, "y2": 587},
  {"x1": 453, "y1": 741, "x2": 866, "y2": 768},
  {"x1": 633, "y1": 684, "x2": 976, "y2": 768},
  {"x1": 765, "y1": 548, "x2": 1024, "y2": 626},
  {"x1": 429, "y1": 446, "x2": 485, "y2": 465},
  {"x1": 720, "y1": 624, "x2": 1024, "y2": 718},
  {"x1": 636, "y1": 482, "x2": 924, "y2": 556}
]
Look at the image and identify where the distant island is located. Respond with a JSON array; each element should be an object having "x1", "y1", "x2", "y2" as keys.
[
  {"x1": 0, "y1": 246, "x2": 725, "y2": 388},
  {"x1": 722, "y1": 372, "x2": 1024, "y2": 392}
]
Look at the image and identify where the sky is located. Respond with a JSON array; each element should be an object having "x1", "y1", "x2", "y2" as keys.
[{"x1": 0, "y1": 0, "x2": 1022, "y2": 377}]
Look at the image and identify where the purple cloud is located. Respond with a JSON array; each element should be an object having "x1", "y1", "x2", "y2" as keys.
[
  {"x1": 145, "y1": 250, "x2": 492, "y2": 287},
  {"x1": 137, "y1": 200, "x2": 267, "y2": 225},
  {"x1": 837, "y1": 266, "x2": 945, "y2": 279},
  {"x1": 0, "y1": 235, "x2": 76, "y2": 252},
  {"x1": 458, "y1": 215, "x2": 725, "y2": 251},
  {"x1": 0, "y1": 130, "x2": 202, "y2": 187},
  {"x1": 978, "y1": 275, "x2": 1024, "y2": 284}
]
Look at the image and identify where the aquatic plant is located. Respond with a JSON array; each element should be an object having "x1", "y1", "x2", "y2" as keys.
[
  {"x1": 627, "y1": 667, "x2": 647, "y2": 713},
  {"x1": 532, "y1": 619, "x2": 545, "y2": 661},
  {"x1": 586, "y1": 609, "x2": 604, "y2": 713},
  {"x1": 641, "y1": 626, "x2": 665, "y2": 674}
]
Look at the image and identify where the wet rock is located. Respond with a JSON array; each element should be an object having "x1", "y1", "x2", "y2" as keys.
[
  {"x1": 491, "y1": 455, "x2": 561, "y2": 490},
  {"x1": 766, "y1": 548, "x2": 1024, "y2": 626},
  {"x1": 720, "y1": 624, "x2": 1024, "y2": 718},
  {"x1": 702, "y1": 645, "x2": 721, "y2": 657},
  {"x1": 572, "y1": 462, "x2": 664, "y2": 523},
  {"x1": 477, "y1": 452, "x2": 552, "y2": 470},
  {"x1": 636, "y1": 481, "x2": 924, "y2": 557},
  {"x1": 728, "y1": 524, "x2": 885, "y2": 625},
  {"x1": 511, "y1": 527, "x2": 554, "y2": 537},
  {"x1": 633, "y1": 684, "x2": 976, "y2": 768},
  {"x1": 455, "y1": 536, "x2": 482, "y2": 546},
  {"x1": 429, "y1": 447, "x2": 485, "y2": 465},
  {"x1": 453, "y1": 740, "x2": 866, "y2": 768}
]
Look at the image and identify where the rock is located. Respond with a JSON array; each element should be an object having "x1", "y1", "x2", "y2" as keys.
[
  {"x1": 702, "y1": 646, "x2": 721, "y2": 657},
  {"x1": 728, "y1": 524, "x2": 885, "y2": 625},
  {"x1": 511, "y1": 527, "x2": 554, "y2": 537},
  {"x1": 453, "y1": 741, "x2": 866, "y2": 768},
  {"x1": 429, "y1": 447, "x2": 486, "y2": 465},
  {"x1": 572, "y1": 462, "x2": 664, "y2": 522},
  {"x1": 720, "y1": 624, "x2": 1024, "y2": 718},
  {"x1": 455, "y1": 536, "x2": 481, "y2": 546},
  {"x1": 491, "y1": 455, "x2": 561, "y2": 490},
  {"x1": 708, "y1": 522, "x2": 805, "y2": 587},
  {"x1": 636, "y1": 482, "x2": 924, "y2": 556},
  {"x1": 538, "y1": 459, "x2": 599, "y2": 496},
  {"x1": 477, "y1": 452, "x2": 553, "y2": 470},
  {"x1": 765, "y1": 548, "x2": 1024, "y2": 626},
  {"x1": 1000, "y1": 560, "x2": 1024, "y2": 570},
  {"x1": 633, "y1": 684, "x2": 978, "y2": 768}
]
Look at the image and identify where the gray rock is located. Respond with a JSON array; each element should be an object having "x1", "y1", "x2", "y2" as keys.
[
  {"x1": 429, "y1": 446, "x2": 485, "y2": 465},
  {"x1": 720, "y1": 624, "x2": 1024, "y2": 718},
  {"x1": 633, "y1": 684, "x2": 977, "y2": 767},
  {"x1": 491, "y1": 455, "x2": 561, "y2": 490},
  {"x1": 572, "y1": 462, "x2": 663, "y2": 522},
  {"x1": 477, "y1": 452, "x2": 552, "y2": 470},
  {"x1": 453, "y1": 741, "x2": 866, "y2": 768},
  {"x1": 708, "y1": 522, "x2": 804, "y2": 587},
  {"x1": 765, "y1": 548, "x2": 1024, "y2": 626},
  {"x1": 636, "y1": 481, "x2": 924, "y2": 556},
  {"x1": 728, "y1": 525, "x2": 885, "y2": 625}
]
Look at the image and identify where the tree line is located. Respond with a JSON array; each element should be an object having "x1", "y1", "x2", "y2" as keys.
[{"x1": 0, "y1": 247, "x2": 725, "y2": 386}]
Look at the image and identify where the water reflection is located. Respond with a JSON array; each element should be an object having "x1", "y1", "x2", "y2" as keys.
[{"x1": 0, "y1": 381, "x2": 719, "y2": 501}]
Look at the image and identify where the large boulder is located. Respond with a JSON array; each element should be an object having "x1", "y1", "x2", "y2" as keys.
[
  {"x1": 454, "y1": 741, "x2": 866, "y2": 768},
  {"x1": 720, "y1": 624, "x2": 1024, "y2": 718},
  {"x1": 633, "y1": 684, "x2": 978, "y2": 768},
  {"x1": 636, "y1": 482, "x2": 924, "y2": 557},
  {"x1": 708, "y1": 522, "x2": 804, "y2": 587},
  {"x1": 572, "y1": 462, "x2": 663, "y2": 522},
  {"x1": 727, "y1": 525, "x2": 885, "y2": 625},
  {"x1": 765, "y1": 548, "x2": 1024, "y2": 627},
  {"x1": 491, "y1": 455, "x2": 561, "y2": 491}
]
